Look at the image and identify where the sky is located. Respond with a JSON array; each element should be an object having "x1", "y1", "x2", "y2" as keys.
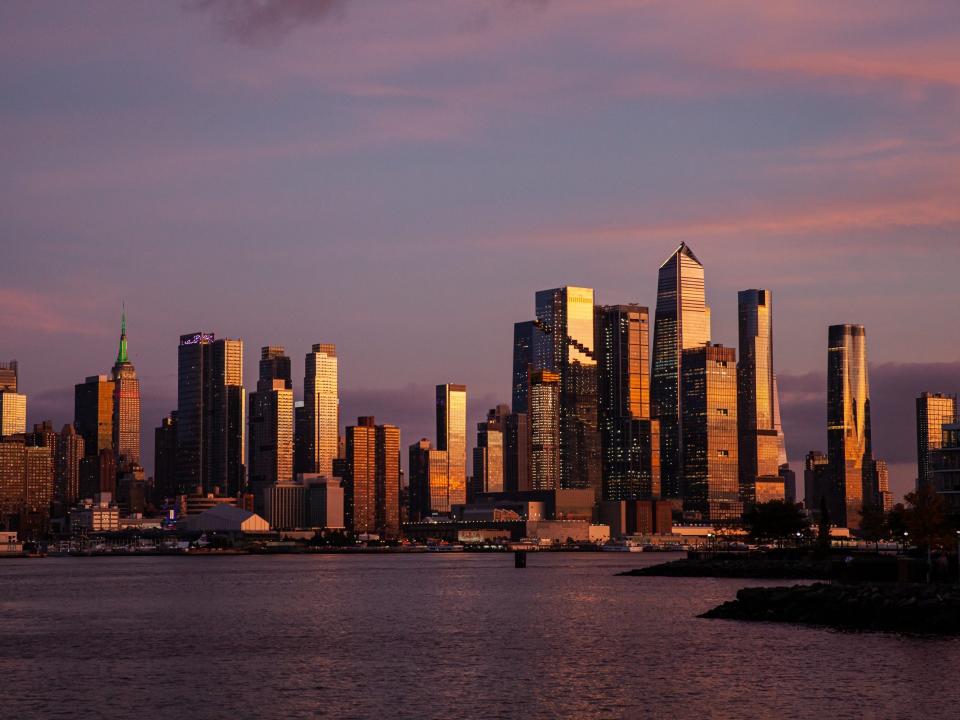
[{"x1": 3, "y1": 0, "x2": 959, "y2": 500}]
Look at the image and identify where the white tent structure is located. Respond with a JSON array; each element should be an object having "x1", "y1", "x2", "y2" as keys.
[{"x1": 180, "y1": 504, "x2": 270, "y2": 533}]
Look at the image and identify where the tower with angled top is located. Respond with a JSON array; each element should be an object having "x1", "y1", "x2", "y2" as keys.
[{"x1": 111, "y1": 307, "x2": 141, "y2": 469}]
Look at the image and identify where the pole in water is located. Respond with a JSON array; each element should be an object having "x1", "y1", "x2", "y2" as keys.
[{"x1": 515, "y1": 550, "x2": 526, "y2": 568}]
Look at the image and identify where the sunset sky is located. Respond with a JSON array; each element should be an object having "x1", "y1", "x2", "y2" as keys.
[{"x1": 3, "y1": 1, "x2": 959, "y2": 498}]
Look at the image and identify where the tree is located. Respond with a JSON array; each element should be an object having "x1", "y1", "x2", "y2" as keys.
[
  {"x1": 744, "y1": 500, "x2": 808, "y2": 547},
  {"x1": 904, "y1": 485, "x2": 950, "y2": 551},
  {"x1": 858, "y1": 502, "x2": 888, "y2": 550},
  {"x1": 816, "y1": 495, "x2": 831, "y2": 553}
]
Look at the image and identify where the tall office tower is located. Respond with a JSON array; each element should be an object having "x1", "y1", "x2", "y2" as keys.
[
  {"x1": 259, "y1": 345, "x2": 292, "y2": 389},
  {"x1": 28, "y1": 421, "x2": 57, "y2": 451},
  {"x1": 596, "y1": 304, "x2": 659, "y2": 501},
  {"x1": 803, "y1": 450, "x2": 829, "y2": 511},
  {"x1": 736, "y1": 289, "x2": 780, "y2": 504},
  {"x1": 0, "y1": 440, "x2": 54, "y2": 536},
  {"x1": 773, "y1": 374, "x2": 788, "y2": 467},
  {"x1": 408, "y1": 438, "x2": 432, "y2": 521},
  {"x1": 916, "y1": 392, "x2": 957, "y2": 490},
  {"x1": 652, "y1": 243, "x2": 711, "y2": 500},
  {"x1": 681, "y1": 344, "x2": 740, "y2": 521},
  {"x1": 529, "y1": 370, "x2": 561, "y2": 491},
  {"x1": 779, "y1": 464, "x2": 797, "y2": 504},
  {"x1": 826, "y1": 324, "x2": 871, "y2": 529},
  {"x1": 249, "y1": 347, "x2": 295, "y2": 492},
  {"x1": 293, "y1": 401, "x2": 309, "y2": 474},
  {"x1": 0, "y1": 361, "x2": 26, "y2": 438},
  {"x1": 55, "y1": 424, "x2": 84, "y2": 505},
  {"x1": 436, "y1": 384, "x2": 467, "y2": 508},
  {"x1": 74, "y1": 375, "x2": 114, "y2": 457},
  {"x1": 0, "y1": 360, "x2": 17, "y2": 392},
  {"x1": 153, "y1": 414, "x2": 177, "y2": 500},
  {"x1": 932, "y1": 423, "x2": 960, "y2": 511},
  {"x1": 175, "y1": 332, "x2": 213, "y2": 492},
  {"x1": 208, "y1": 338, "x2": 245, "y2": 496},
  {"x1": 512, "y1": 321, "x2": 536, "y2": 413},
  {"x1": 110, "y1": 311, "x2": 141, "y2": 468},
  {"x1": 345, "y1": 417, "x2": 400, "y2": 537},
  {"x1": 534, "y1": 286, "x2": 601, "y2": 495},
  {"x1": 175, "y1": 333, "x2": 245, "y2": 496},
  {"x1": 502, "y1": 410, "x2": 530, "y2": 493},
  {"x1": 472, "y1": 409, "x2": 504, "y2": 499},
  {"x1": 304, "y1": 344, "x2": 338, "y2": 477},
  {"x1": 864, "y1": 458, "x2": 893, "y2": 512}
]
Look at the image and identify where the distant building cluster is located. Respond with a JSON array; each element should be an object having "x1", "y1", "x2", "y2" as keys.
[{"x1": 1, "y1": 242, "x2": 956, "y2": 541}]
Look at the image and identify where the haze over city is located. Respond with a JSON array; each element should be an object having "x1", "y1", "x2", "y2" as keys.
[{"x1": 4, "y1": 1, "x2": 960, "y2": 497}]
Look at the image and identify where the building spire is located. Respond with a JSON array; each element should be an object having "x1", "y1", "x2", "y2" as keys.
[{"x1": 116, "y1": 303, "x2": 128, "y2": 364}]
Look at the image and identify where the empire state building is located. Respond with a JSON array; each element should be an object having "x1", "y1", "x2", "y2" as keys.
[{"x1": 111, "y1": 310, "x2": 141, "y2": 469}]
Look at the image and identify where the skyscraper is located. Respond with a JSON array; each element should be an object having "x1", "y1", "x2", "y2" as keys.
[
  {"x1": 681, "y1": 344, "x2": 740, "y2": 521},
  {"x1": 0, "y1": 361, "x2": 26, "y2": 439},
  {"x1": 512, "y1": 321, "x2": 536, "y2": 414},
  {"x1": 529, "y1": 369, "x2": 560, "y2": 491},
  {"x1": 110, "y1": 311, "x2": 141, "y2": 468},
  {"x1": 249, "y1": 347, "x2": 294, "y2": 506},
  {"x1": 803, "y1": 451, "x2": 829, "y2": 511},
  {"x1": 74, "y1": 375, "x2": 114, "y2": 457},
  {"x1": 55, "y1": 424, "x2": 84, "y2": 505},
  {"x1": 304, "y1": 344, "x2": 339, "y2": 477},
  {"x1": 208, "y1": 338, "x2": 245, "y2": 497},
  {"x1": 534, "y1": 286, "x2": 601, "y2": 496},
  {"x1": 472, "y1": 409, "x2": 504, "y2": 499},
  {"x1": 436, "y1": 384, "x2": 467, "y2": 508},
  {"x1": 596, "y1": 304, "x2": 659, "y2": 501},
  {"x1": 154, "y1": 414, "x2": 177, "y2": 501},
  {"x1": 826, "y1": 324, "x2": 871, "y2": 529},
  {"x1": 652, "y1": 243, "x2": 710, "y2": 500},
  {"x1": 175, "y1": 333, "x2": 245, "y2": 496},
  {"x1": 408, "y1": 438, "x2": 432, "y2": 521},
  {"x1": 345, "y1": 417, "x2": 399, "y2": 537},
  {"x1": 916, "y1": 392, "x2": 957, "y2": 490},
  {"x1": 737, "y1": 289, "x2": 781, "y2": 504},
  {"x1": 502, "y1": 411, "x2": 530, "y2": 493}
]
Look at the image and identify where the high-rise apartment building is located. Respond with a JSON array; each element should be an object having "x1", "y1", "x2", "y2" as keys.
[
  {"x1": 74, "y1": 375, "x2": 114, "y2": 457},
  {"x1": 249, "y1": 347, "x2": 294, "y2": 496},
  {"x1": 803, "y1": 451, "x2": 829, "y2": 511},
  {"x1": 345, "y1": 417, "x2": 399, "y2": 537},
  {"x1": 502, "y1": 411, "x2": 530, "y2": 493},
  {"x1": 436, "y1": 384, "x2": 467, "y2": 508},
  {"x1": 175, "y1": 333, "x2": 245, "y2": 496},
  {"x1": 0, "y1": 440, "x2": 55, "y2": 535},
  {"x1": 916, "y1": 392, "x2": 957, "y2": 490},
  {"x1": 512, "y1": 321, "x2": 536, "y2": 414},
  {"x1": 110, "y1": 312, "x2": 141, "y2": 468},
  {"x1": 932, "y1": 423, "x2": 960, "y2": 511},
  {"x1": 652, "y1": 243, "x2": 711, "y2": 500},
  {"x1": 737, "y1": 289, "x2": 781, "y2": 504},
  {"x1": 534, "y1": 286, "x2": 601, "y2": 496},
  {"x1": 529, "y1": 369, "x2": 561, "y2": 491},
  {"x1": 408, "y1": 438, "x2": 432, "y2": 521},
  {"x1": 596, "y1": 304, "x2": 659, "y2": 501},
  {"x1": 304, "y1": 344, "x2": 338, "y2": 477},
  {"x1": 681, "y1": 344, "x2": 740, "y2": 521},
  {"x1": 826, "y1": 324, "x2": 871, "y2": 529},
  {"x1": 55, "y1": 424, "x2": 84, "y2": 505}
]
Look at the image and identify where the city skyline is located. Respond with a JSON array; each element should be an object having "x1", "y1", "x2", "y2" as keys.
[{"x1": 4, "y1": 2, "x2": 960, "y2": 500}]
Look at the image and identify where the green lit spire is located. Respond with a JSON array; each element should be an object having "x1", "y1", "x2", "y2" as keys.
[{"x1": 116, "y1": 305, "x2": 128, "y2": 365}]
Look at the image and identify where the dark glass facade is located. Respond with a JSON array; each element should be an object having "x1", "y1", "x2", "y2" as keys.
[
  {"x1": 512, "y1": 321, "x2": 535, "y2": 414},
  {"x1": 651, "y1": 243, "x2": 710, "y2": 500},
  {"x1": 916, "y1": 392, "x2": 957, "y2": 490}
]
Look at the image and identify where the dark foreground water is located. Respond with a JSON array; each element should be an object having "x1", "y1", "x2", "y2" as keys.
[{"x1": 1, "y1": 553, "x2": 958, "y2": 720}]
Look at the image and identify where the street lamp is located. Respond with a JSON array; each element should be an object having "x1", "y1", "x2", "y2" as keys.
[{"x1": 903, "y1": 531, "x2": 909, "y2": 554}]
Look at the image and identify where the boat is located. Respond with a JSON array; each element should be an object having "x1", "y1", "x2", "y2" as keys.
[{"x1": 602, "y1": 540, "x2": 644, "y2": 552}]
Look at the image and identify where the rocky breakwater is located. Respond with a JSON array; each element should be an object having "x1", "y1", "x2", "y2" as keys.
[
  {"x1": 618, "y1": 553, "x2": 833, "y2": 580},
  {"x1": 701, "y1": 582, "x2": 960, "y2": 634}
]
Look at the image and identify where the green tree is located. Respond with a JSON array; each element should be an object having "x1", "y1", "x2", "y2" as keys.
[
  {"x1": 904, "y1": 485, "x2": 950, "y2": 551},
  {"x1": 744, "y1": 500, "x2": 808, "y2": 547}
]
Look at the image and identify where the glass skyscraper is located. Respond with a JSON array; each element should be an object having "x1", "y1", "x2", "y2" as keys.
[
  {"x1": 512, "y1": 321, "x2": 536, "y2": 414},
  {"x1": 651, "y1": 243, "x2": 710, "y2": 500},
  {"x1": 596, "y1": 304, "x2": 659, "y2": 500},
  {"x1": 529, "y1": 369, "x2": 560, "y2": 491},
  {"x1": 74, "y1": 375, "x2": 114, "y2": 458},
  {"x1": 681, "y1": 344, "x2": 740, "y2": 520},
  {"x1": 346, "y1": 417, "x2": 400, "y2": 537},
  {"x1": 534, "y1": 286, "x2": 601, "y2": 497},
  {"x1": 304, "y1": 343, "x2": 339, "y2": 477},
  {"x1": 826, "y1": 324, "x2": 870, "y2": 529},
  {"x1": 916, "y1": 392, "x2": 957, "y2": 490},
  {"x1": 436, "y1": 384, "x2": 467, "y2": 508},
  {"x1": 736, "y1": 289, "x2": 780, "y2": 505},
  {"x1": 249, "y1": 346, "x2": 294, "y2": 509}
]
